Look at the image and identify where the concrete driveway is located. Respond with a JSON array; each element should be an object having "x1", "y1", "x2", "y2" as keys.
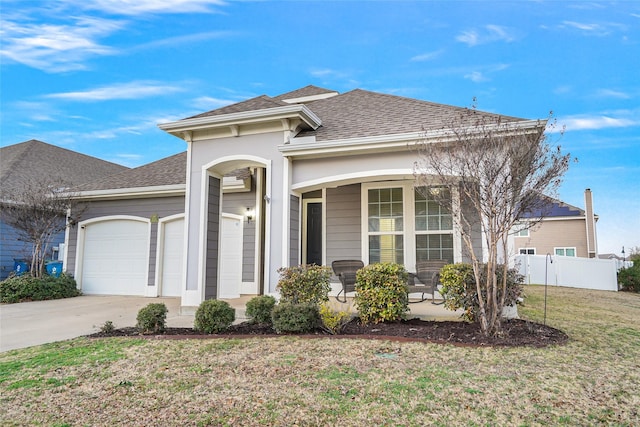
[{"x1": 0, "y1": 296, "x2": 195, "y2": 352}]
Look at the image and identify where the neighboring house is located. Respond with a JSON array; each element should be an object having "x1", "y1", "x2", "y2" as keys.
[
  {"x1": 0, "y1": 140, "x2": 128, "y2": 279},
  {"x1": 512, "y1": 188, "x2": 599, "y2": 258},
  {"x1": 67, "y1": 85, "x2": 545, "y2": 309},
  {"x1": 598, "y1": 253, "x2": 632, "y2": 270}
]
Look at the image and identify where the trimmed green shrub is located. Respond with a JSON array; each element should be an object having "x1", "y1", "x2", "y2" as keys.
[
  {"x1": 439, "y1": 263, "x2": 524, "y2": 322},
  {"x1": 0, "y1": 273, "x2": 80, "y2": 303},
  {"x1": 271, "y1": 302, "x2": 320, "y2": 334},
  {"x1": 319, "y1": 303, "x2": 352, "y2": 335},
  {"x1": 276, "y1": 264, "x2": 331, "y2": 305},
  {"x1": 100, "y1": 320, "x2": 115, "y2": 334},
  {"x1": 136, "y1": 303, "x2": 168, "y2": 334},
  {"x1": 194, "y1": 300, "x2": 235, "y2": 333},
  {"x1": 618, "y1": 262, "x2": 640, "y2": 292},
  {"x1": 354, "y1": 263, "x2": 409, "y2": 324},
  {"x1": 245, "y1": 295, "x2": 277, "y2": 324}
]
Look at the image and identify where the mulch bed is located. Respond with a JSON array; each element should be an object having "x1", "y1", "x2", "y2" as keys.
[{"x1": 88, "y1": 318, "x2": 568, "y2": 348}]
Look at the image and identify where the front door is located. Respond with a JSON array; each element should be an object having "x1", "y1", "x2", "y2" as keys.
[{"x1": 305, "y1": 202, "x2": 322, "y2": 265}]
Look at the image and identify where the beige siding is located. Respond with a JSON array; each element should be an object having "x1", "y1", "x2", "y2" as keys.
[{"x1": 514, "y1": 218, "x2": 589, "y2": 257}]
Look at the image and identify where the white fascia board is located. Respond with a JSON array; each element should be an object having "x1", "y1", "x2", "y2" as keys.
[
  {"x1": 74, "y1": 184, "x2": 186, "y2": 200},
  {"x1": 280, "y1": 92, "x2": 339, "y2": 104},
  {"x1": 281, "y1": 120, "x2": 544, "y2": 159},
  {"x1": 158, "y1": 104, "x2": 322, "y2": 135}
]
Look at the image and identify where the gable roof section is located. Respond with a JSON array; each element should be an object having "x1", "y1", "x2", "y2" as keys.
[
  {"x1": 76, "y1": 151, "x2": 187, "y2": 193},
  {"x1": 162, "y1": 86, "x2": 534, "y2": 150},
  {"x1": 0, "y1": 140, "x2": 128, "y2": 197}
]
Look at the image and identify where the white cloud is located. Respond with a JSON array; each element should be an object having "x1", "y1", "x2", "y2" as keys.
[
  {"x1": 557, "y1": 112, "x2": 640, "y2": 132},
  {"x1": 558, "y1": 20, "x2": 627, "y2": 36},
  {"x1": 132, "y1": 31, "x2": 235, "y2": 51},
  {"x1": 78, "y1": 0, "x2": 227, "y2": 15},
  {"x1": 45, "y1": 81, "x2": 185, "y2": 101},
  {"x1": 464, "y1": 71, "x2": 486, "y2": 82},
  {"x1": 462, "y1": 64, "x2": 509, "y2": 83},
  {"x1": 593, "y1": 89, "x2": 631, "y2": 99},
  {"x1": 410, "y1": 50, "x2": 444, "y2": 62},
  {"x1": 456, "y1": 25, "x2": 515, "y2": 47},
  {"x1": 0, "y1": 16, "x2": 123, "y2": 72},
  {"x1": 0, "y1": 1, "x2": 230, "y2": 73},
  {"x1": 192, "y1": 96, "x2": 236, "y2": 111}
]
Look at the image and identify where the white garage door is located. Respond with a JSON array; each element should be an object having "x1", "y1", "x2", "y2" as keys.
[
  {"x1": 81, "y1": 219, "x2": 149, "y2": 295},
  {"x1": 160, "y1": 218, "x2": 184, "y2": 297}
]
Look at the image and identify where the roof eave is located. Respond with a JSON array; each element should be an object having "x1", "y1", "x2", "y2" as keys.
[
  {"x1": 158, "y1": 104, "x2": 322, "y2": 136},
  {"x1": 281, "y1": 119, "x2": 544, "y2": 159},
  {"x1": 74, "y1": 184, "x2": 186, "y2": 200}
]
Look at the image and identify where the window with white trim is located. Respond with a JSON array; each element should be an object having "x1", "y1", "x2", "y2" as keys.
[
  {"x1": 363, "y1": 183, "x2": 456, "y2": 266},
  {"x1": 512, "y1": 222, "x2": 530, "y2": 237},
  {"x1": 367, "y1": 187, "x2": 404, "y2": 264},
  {"x1": 555, "y1": 247, "x2": 576, "y2": 257},
  {"x1": 414, "y1": 187, "x2": 454, "y2": 263},
  {"x1": 519, "y1": 248, "x2": 536, "y2": 255}
]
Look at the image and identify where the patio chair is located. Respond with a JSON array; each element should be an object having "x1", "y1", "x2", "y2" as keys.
[
  {"x1": 407, "y1": 259, "x2": 448, "y2": 304},
  {"x1": 331, "y1": 260, "x2": 364, "y2": 303}
]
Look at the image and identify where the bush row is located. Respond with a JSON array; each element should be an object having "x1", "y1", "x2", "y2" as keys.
[
  {"x1": 133, "y1": 261, "x2": 525, "y2": 335},
  {"x1": 0, "y1": 273, "x2": 81, "y2": 303}
]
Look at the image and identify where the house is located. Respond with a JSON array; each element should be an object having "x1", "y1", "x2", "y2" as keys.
[
  {"x1": 66, "y1": 85, "x2": 545, "y2": 310},
  {"x1": 512, "y1": 189, "x2": 599, "y2": 258},
  {"x1": 0, "y1": 140, "x2": 128, "y2": 279}
]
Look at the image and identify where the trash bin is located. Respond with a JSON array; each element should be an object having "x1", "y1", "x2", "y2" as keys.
[
  {"x1": 13, "y1": 259, "x2": 29, "y2": 276},
  {"x1": 45, "y1": 261, "x2": 63, "y2": 278}
]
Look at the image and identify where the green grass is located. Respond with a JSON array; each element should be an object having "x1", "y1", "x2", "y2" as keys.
[{"x1": 1, "y1": 286, "x2": 639, "y2": 426}]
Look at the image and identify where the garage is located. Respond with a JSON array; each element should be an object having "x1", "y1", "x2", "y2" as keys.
[{"x1": 79, "y1": 218, "x2": 150, "y2": 295}]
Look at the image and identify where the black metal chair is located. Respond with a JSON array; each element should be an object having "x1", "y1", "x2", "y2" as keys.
[
  {"x1": 331, "y1": 260, "x2": 364, "y2": 303},
  {"x1": 407, "y1": 259, "x2": 448, "y2": 304}
]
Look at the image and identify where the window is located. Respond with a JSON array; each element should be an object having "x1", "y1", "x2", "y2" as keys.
[
  {"x1": 415, "y1": 187, "x2": 454, "y2": 263},
  {"x1": 519, "y1": 248, "x2": 536, "y2": 255},
  {"x1": 367, "y1": 187, "x2": 404, "y2": 264},
  {"x1": 555, "y1": 247, "x2": 576, "y2": 257},
  {"x1": 363, "y1": 183, "x2": 457, "y2": 266},
  {"x1": 512, "y1": 222, "x2": 530, "y2": 237}
]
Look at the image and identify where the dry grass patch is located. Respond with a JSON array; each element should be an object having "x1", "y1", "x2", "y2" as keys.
[{"x1": 1, "y1": 286, "x2": 639, "y2": 426}]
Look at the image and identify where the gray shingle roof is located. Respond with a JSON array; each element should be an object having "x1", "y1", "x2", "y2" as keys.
[
  {"x1": 77, "y1": 151, "x2": 187, "y2": 191},
  {"x1": 184, "y1": 87, "x2": 528, "y2": 142},
  {"x1": 298, "y1": 89, "x2": 525, "y2": 141},
  {"x1": 0, "y1": 140, "x2": 128, "y2": 196}
]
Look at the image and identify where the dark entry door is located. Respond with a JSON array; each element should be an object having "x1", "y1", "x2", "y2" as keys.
[{"x1": 306, "y1": 202, "x2": 322, "y2": 265}]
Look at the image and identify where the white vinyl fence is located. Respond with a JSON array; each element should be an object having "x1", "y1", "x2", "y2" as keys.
[{"x1": 514, "y1": 255, "x2": 618, "y2": 291}]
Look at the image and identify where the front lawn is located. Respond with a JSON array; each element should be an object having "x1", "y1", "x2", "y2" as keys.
[{"x1": 1, "y1": 286, "x2": 639, "y2": 426}]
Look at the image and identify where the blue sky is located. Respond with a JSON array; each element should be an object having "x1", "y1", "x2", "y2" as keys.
[{"x1": 1, "y1": 0, "x2": 638, "y2": 255}]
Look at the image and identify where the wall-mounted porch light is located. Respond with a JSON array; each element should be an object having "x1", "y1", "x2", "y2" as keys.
[{"x1": 246, "y1": 207, "x2": 255, "y2": 224}]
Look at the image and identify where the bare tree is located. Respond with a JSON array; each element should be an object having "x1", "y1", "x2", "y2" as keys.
[
  {"x1": 1, "y1": 178, "x2": 84, "y2": 278},
  {"x1": 414, "y1": 105, "x2": 571, "y2": 336}
]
